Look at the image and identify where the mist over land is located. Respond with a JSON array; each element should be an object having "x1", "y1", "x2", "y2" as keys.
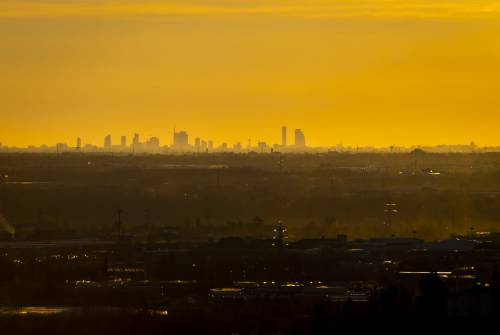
[{"x1": 1, "y1": 151, "x2": 500, "y2": 242}]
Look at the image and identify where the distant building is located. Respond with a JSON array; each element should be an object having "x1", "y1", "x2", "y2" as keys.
[
  {"x1": 133, "y1": 133, "x2": 140, "y2": 146},
  {"x1": 121, "y1": 136, "x2": 127, "y2": 147},
  {"x1": 56, "y1": 143, "x2": 68, "y2": 153},
  {"x1": 104, "y1": 135, "x2": 112, "y2": 149},
  {"x1": 173, "y1": 129, "x2": 189, "y2": 148},
  {"x1": 208, "y1": 140, "x2": 214, "y2": 151},
  {"x1": 258, "y1": 141, "x2": 268, "y2": 153},
  {"x1": 76, "y1": 137, "x2": 81, "y2": 150},
  {"x1": 282, "y1": 126, "x2": 287, "y2": 146},
  {"x1": 294, "y1": 129, "x2": 306, "y2": 147},
  {"x1": 195, "y1": 137, "x2": 201, "y2": 152}
]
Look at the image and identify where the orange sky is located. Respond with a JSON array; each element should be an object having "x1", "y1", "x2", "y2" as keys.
[{"x1": 1, "y1": 1, "x2": 499, "y2": 147}]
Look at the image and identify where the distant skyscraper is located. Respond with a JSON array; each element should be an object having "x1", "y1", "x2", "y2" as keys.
[
  {"x1": 121, "y1": 136, "x2": 127, "y2": 147},
  {"x1": 173, "y1": 129, "x2": 189, "y2": 148},
  {"x1": 104, "y1": 135, "x2": 112, "y2": 148},
  {"x1": 282, "y1": 126, "x2": 287, "y2": 146},
  {"x1": 294, "y1": 129, "x2": 305, "y2": 147},
  {"x1": 195, "y1": 137, "x2": 201, "y2": 152},
  {"x1": 76, "y1": 137, "x2": 81, "y2": 150},
  {"x1": 56, "y1": 143, "x2": 68, "y2": 153},
  {"x1": 208, "y1": 140, "x2": 214, "y2": 151},
  {"x1": 133, "y1": 133, "x2": 140, "y2": 146}
]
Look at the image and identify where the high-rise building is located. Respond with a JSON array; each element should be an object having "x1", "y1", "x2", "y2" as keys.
[
  {"x1": 76, "y1": 137, "x2": 81, "y2": 150},
  {"x1": 195, "y1": 137, "x2": 201, "y2": 152},
  {"x1": 56, "y1": 143, "x2": 68, "y2": 153},
  {"x1": 294, "y1": 129, "x2": 306, "y2": 147},
  {"x1": 104, "y1": 135, "x2": 112, "y2": 148},
  {"x1": 133, "y1": 133, "x2": 140, "y2": 146},
  {"x1": 121, "y1": 136, "x2": 127, "y2": 147},
  {"x1": 282, "y1": 126, "x2": 287, "y2": 146},
  {"x1": 258, "y1": 141, "x2": 268, "y2": 153},
  {"x1": 173, "y1": 129, "x2": 189, "y2": 148},
  {"x1": 208, "y1": 140, "x2": 214, "y2": 151}
]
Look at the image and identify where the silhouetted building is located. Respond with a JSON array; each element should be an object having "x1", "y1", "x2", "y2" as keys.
[
  {"x1": 258, "y1": 142, "x2": 267, "y2": 153},
  {"x1": 121, "y1": 136, "x2": 127, "y2": 147},
  {"x1": 104, "y1": 135, "x2": 112, "y2": 149},
  {"x1": 133, "y1": 133, "x2": 140, "y2": 146},
  {"x1": 76, "y1": 137, "x2": 81, "y2": 150},
  {"x1": 195, "y1": 137, "x2": 201, "y2": 152},
  {"x1": 56, "y1": 143, "x2": 68, "y2": 153},
  {"x1": 282, "y1": 126, "x2": 287, "y2": 146},
  {"x1": 173, "y1": 129, "x2": 189, "y2": 148},
  {"x1": 295, "y1": 129, "x2": 306, "y2": 147}
]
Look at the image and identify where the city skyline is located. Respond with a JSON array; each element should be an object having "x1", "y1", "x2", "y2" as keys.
[
  {"x1": 0, "y1": 122, "x2": 497, "y2": 149},
  {"x1": 0, "y1": 124, "x2": 493, "y2": 151},
  {"x1": 1, "y1": 126, "x2": 312, "y2": 153},
  {"x1": 0, "y1": 127, "x2": 493, "y2": 154}
]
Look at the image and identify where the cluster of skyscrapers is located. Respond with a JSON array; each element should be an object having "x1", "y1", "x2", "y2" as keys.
[
  {"x1": 88, "y1": 126, "x2": 307, "y2": 153},
  {"x1": 0, "y1": 127, "x2": 307, "y2": 154},
  {"x1": 99, "y1": 133, "x2": 160, "y2": 152}
]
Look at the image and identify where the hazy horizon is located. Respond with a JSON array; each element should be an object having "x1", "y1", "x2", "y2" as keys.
[{"x1": 0, "y1": 132, "x2": 495, "y2": 150}]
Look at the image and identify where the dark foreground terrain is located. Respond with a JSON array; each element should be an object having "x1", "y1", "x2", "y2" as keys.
[
  {"x1": 1, "y1": 152, "x2": 500, "y2": 241},
  {"x1": 1, "y1": 152, "x2": 500, "y2": 333}
]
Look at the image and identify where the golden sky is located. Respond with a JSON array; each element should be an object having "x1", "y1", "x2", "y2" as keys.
[{"x1": 1, "y1": 0, "x2": 499, "y2": 147}]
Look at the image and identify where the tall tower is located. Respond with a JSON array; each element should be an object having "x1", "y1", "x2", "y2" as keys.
[
  {"x1": 121, "y1": 136, "x2": 127, "y2": 147},
  {"x1": 273, "y1": 221, "x2": 288, "y2": 248},
  {"x1": 76, "y1": 137, "x2": 81, "y2": 150},
  {"x1": 173, "y1": 130, "x2": 189, "y2": 148},
  {"x1": 195, "y1": 137, "x2": 201, "y2": 153},
  {"x1": 104, "y1": 135, "x2": 112, "y2": 148},
  {"x1": 294, "y1": 129, "x2": 305, "y2": 147},
  {"x1": 133, "y1": 133, "x2": 140, "y2": 145},
  {"x1": 281, "y1": 126, "x2": 287, "y2": 147}
]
